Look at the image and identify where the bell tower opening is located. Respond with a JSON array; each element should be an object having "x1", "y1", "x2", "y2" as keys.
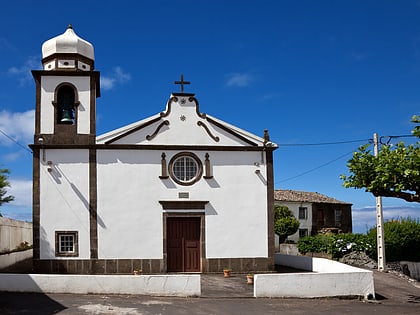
[{"x1": 57, "y1": 85, "x2": 75, "y2": 125}]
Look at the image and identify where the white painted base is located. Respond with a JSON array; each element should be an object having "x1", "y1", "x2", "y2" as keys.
[
  {"x1": 0, "y1": 274, "x2": 201, "y2": 297},
  {"x1": 254, "y1": 254, "x2": 375, "y2": 299}
]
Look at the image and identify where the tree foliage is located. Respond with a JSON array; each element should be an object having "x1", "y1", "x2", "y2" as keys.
[
  {"x1": 274, "y1": 205, "x2": 300, "y2": 243},
  {"x1": 341, "y1": 115, "x2": 420, "y2": 202},
  {"x1": 0, "y1": 168, "x2": 14, "y2": 207},
  {"x1": 367, "y1": 217, "x2": 420, "y2": 262}
]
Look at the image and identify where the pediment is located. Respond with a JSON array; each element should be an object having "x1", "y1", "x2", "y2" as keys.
[{"x1": 96, "y1": 94, "x2": 268, "y2": 147}]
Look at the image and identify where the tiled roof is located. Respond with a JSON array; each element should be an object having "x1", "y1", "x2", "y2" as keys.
[{"x1": 274, "y1": 189, "x2": 352, "y2": 205}]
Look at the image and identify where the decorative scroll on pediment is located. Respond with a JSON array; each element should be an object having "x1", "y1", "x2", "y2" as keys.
[
  {"x1": 146, "y1": 120, "x2": 170, "y2": 141},
  {"x1": 160, "y1": 96, "x2": 177, "y2": 118},
  {"x1": 197, "y1": 121, "x2": 220, "y2": 142}
]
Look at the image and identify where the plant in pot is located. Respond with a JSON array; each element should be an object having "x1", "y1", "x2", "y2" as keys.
[
  {"x1": 246, "y1": 273, "x2": 254, "y2": 284},
  {"x1": 223, "y1": 268, "x2": 232, "y2": 278}
]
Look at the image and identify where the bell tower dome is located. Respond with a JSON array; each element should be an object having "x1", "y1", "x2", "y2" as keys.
[
  {"x1": 32, "y1": 25, "x2": 100, "y2": 145},
  {"x1": 41, "y1": 24, "x2": 95, "y2": 72}
]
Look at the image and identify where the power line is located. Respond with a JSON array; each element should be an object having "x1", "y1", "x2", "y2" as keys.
[
  {"x1": 277, "y1": 150, "x2": 356, "y2": 184},
  {"x1": 275, "y1": 138, "x2": 372, "y2": 147},
  {"x1": 0, "y1": 128, "x2": 32, "y2": 154}
]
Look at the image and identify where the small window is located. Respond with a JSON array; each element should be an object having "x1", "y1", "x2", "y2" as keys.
[
  {"x1": 298, "y1": 207, "x2": 307, "y2": 220},
  {"x1": 335, "y1": 209, "x2": 342, "y2": 227},
  {"x1": 55, "y1": 231, "x2": 78, "y2": 257},
  {"x1": 299, "y1": 229, "x2": 308, "y2": 238},
  {"x1": 169, "y1": 152, "x2": 203, "y2": 186}
]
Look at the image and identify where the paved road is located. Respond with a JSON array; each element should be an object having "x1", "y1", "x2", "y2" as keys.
[{"x1": 0, "y1": 270, "x2": 419, "y2": 314}]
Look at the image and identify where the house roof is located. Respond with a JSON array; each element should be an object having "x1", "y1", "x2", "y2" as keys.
[{"x1": 274, "y1": 189, "x2": 352, "y2": 205}]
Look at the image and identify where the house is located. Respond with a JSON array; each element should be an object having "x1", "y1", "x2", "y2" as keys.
[
  {"x1": 30, "y1": 26, "x2": 278, "y2": 274},
  {"x1": 274, "y1": 190, "x2": 352, "y2": 242}
]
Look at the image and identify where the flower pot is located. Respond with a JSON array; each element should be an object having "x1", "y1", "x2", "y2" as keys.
[
  {"x1": 223, "y1": 269, "x2": 232, "y2": 278},
  {"x1": 246, "y1": 274, "x2": 254, "y2": 284}
]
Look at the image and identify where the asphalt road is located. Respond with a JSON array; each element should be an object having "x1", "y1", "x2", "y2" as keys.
[{"x1": 0, "y1": 270, "x2": 419, "y2": 315}]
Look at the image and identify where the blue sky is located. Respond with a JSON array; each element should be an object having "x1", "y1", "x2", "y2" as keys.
[{"x1": 0, "y1": 0, "x2": 419, "y2": 233}]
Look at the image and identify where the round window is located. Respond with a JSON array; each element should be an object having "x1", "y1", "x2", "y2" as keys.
[{"x1": 169, "y1": 152, "x2": 203, "y2": 185}]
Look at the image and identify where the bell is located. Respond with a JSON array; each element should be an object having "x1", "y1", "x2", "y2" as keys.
[{"x1": 60, "y1": 109, "x2": 74, "y2": 124}]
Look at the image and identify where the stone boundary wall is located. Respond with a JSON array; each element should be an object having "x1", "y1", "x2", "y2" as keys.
[
  {"x1": 0, "y1": 217, "x2": 32, "y2": 252},
  {"x1": 254, "y1": 253, "x2": 375, "y2": 299},
  {"x1": 0, "y1": 273, "x2": 201, "y2": 297}
]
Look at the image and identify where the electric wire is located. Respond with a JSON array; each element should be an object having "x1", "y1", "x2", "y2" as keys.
[
  {"x1": 0, "y1": 128, "x2": 32, "y2": 154},
  {"x1": 277, "y1": 150, "x2": 356, "y2": 184},
  {"x1": 275, "y1": 138, "x2": 372, "y2": 147}
]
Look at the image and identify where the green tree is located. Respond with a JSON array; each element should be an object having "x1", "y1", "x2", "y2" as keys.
[
  {"x1": 0, "y1": 168, "x2": 14, "y2": 208},
  {"x1": 274, "y1": 205, "x2": 300, "y2": 244},
  {"x1": 341, "y1": 115, "x2": 420, "y2": 202}
]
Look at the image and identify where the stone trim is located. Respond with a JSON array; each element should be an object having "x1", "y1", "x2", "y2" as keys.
[
  {"x1": 89, "y1": 148, "x2": 98, "y2": 258},
  {"x1": 55, "y1": 231, "x2": 79, "y2": 257},
  {"x1": 265, "y1": 149, "x2": 275, "y2": 270},
  {"x1": 168, "y1": 152, "x2": 203, "y2": 186},
  {"x1": 205, "y1": 258, "x2": 273, "y2": 273},
  {"x1": 32, "y1": 148, "x2": 40, "y2": 260},
  {"x1": 33, "y1": 259, "x2": 164, "y2": 274},
  {"x1": 159, "y1": 201, "x2": 208, "y2": 210}
]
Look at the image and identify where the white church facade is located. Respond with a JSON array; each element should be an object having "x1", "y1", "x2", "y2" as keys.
[{"x1": 30, "y1": 26, "x2": 277, "y2": 274}]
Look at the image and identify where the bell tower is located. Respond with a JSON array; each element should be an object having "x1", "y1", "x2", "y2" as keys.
[{"x1": 32, "y1": 25, "x2": 100, "y2": 145}]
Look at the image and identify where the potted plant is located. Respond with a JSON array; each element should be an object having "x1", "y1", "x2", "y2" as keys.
[
  {"x1": 223, "y1": 268, "x2": 232, "y2": 278},
  {"x1": 246, "y1": 273, "x2": 254, "y2": 284}
]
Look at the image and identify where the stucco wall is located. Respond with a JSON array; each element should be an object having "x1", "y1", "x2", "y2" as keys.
[
  {"x1": 39, "y1": 149, "x2": 90, "y2": 259},
  {"x1": 0, "y1": 217, "x2": 32, "y2": 252},
  {"x1": 96, "y1": 149, "x2": 268, "y2": 259}
]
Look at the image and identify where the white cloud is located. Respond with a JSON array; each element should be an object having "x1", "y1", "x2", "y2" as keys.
[
  {"x1": 8, "y1": 179, "x2": 32, "y2": 207},
  {"x1": 0, "y1": 110, "x2": 35, "y2": 146},
  {"x1": 8, "y1": 56, "x2": 41, "y2": 85},
  {"x1": 352, "y1": 205, "x2": 420, "y2": 233},
  {"x1": 225, "y1": 73, "x2": 253, "y2": 87},
  {"x1": 101, "y1": 66, "x2": 131, "y2": 90}
]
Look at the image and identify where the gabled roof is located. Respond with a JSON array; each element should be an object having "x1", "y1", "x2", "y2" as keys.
[
  {"x1": 274, "y1": 189, "x2": 352, "y2": 205},
  {"x1": 96, "y1": 93, "x2": 277, "y2": 148}
]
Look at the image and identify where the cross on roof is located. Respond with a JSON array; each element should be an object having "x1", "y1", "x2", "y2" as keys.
[{"x1": 174, "y1": 74, "x2": 190, "y2": 93}]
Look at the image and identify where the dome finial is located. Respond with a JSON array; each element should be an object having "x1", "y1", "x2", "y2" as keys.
[{"x1": 67, "y1": 24, "x2": 73, "y2": 30}]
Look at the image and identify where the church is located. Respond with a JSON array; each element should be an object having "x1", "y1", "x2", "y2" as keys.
[{"x1": 30, "y1": 26, "x2": 277, "y2": 274}]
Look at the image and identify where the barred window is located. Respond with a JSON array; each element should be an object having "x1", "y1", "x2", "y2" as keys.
[
  {"x1": 169, "y1": 152, "x2": 203, "y2": 185},
  {"x1": 55, "y1": 231, "x2": 78, "y2": 257}
]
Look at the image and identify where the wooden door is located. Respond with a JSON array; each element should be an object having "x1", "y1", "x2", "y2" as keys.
[{"x1": 167, "y1": 217, "x2": 201, "y2": 272}]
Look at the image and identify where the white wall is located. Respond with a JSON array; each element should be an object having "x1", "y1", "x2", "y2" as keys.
[
  {"x1": 0, "y1": 273, "x2": 200, "y2": 296},
  {"x1": 276, "y1": 201, "x2": 312, "y2": 242},
  {"x1": 254, "y1": 254, "x2": 375, "y2": 299},
  {"x1": 96, "y1": 149, "x2": 269, "y2": 259},
  {"x1": 40, "y1": 149, "x2": 90, "y2": 259},
  {"x1": 40, "y1": 76, "x2": 91, "y2": 134}
]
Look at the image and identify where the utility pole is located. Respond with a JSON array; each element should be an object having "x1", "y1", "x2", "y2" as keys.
[{"x1": 373, "y1": 133, "x2": 386, "y2": 271}]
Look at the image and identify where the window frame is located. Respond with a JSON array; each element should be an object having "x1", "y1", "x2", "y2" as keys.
[
  {"x1": 55, "y1": 231, "x2": 79, "y2": 257},
  {"x1": 298, "y1": 207, "x2": 308, "y2": 220},
  {"x1": 299, "y1": 228, "x2": 308, "y2": 238},
  {"x1": 335, "y1": 209, "x2": 342, "y2": 227},
  {"x1": 168, "y1": 152, "x2": 203, "y2": 186}
]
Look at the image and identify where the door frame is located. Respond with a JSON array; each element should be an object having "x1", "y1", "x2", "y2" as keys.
[{"x1": 163, "y1": 212, "x2": 206, "y2": 273}]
